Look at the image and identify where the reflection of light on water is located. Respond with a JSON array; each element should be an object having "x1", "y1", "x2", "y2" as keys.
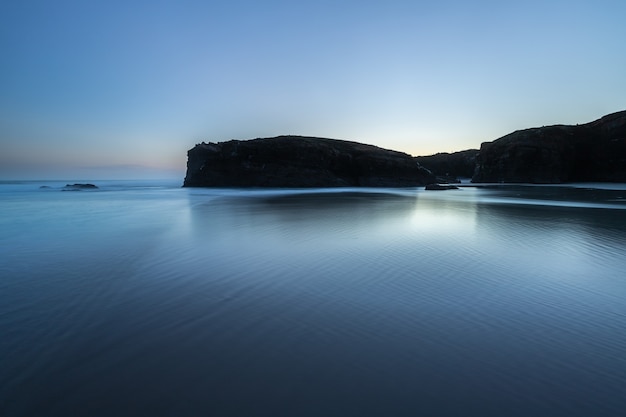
[
  {"x1": 3, "y1": 183, "x2": 626, "y2": 417},
  {"x1": 409, "y1": 193, "x2": 478, "y2": 236}
]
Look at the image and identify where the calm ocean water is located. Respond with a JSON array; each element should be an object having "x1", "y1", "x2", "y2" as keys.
[{"x1": 1, "y1": 180, "x2": 625, "y2": 416}]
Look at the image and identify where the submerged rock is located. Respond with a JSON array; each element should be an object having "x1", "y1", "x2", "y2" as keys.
[{"x1": 183, "y1": 136, "x2": 436, "y2": 188}]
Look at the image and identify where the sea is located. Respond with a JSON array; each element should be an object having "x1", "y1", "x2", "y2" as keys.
[{"x1": 1, "y1": 180, "x2": 625, "y2": 417}]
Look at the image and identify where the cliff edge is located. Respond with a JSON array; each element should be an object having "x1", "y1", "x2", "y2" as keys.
[
  {"x1": 183, "y1": 135, "x2": 435, "y2": 188},
  {"x1": 472, "y1": 111, "x2": 626, "y2": 183}
]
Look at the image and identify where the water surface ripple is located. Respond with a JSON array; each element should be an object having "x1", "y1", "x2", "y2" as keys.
[{"x1": 1, "y1": 181, "x2": 625, "y2": 416}]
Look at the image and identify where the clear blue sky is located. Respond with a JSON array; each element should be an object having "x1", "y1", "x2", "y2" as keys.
[{"x1": 1, "y1": 0, "x2": 625, "y2": 179}]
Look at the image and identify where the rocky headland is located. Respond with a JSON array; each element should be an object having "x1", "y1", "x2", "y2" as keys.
[
  {"x1": 183, "y1": 136, "x2": 435, "y2": 188},
  {"x1": 472, "y1": 111, "x2": 626, "y2": 183},
  {"x1": 183, "y1": 111, "x2": 626, "y2": 188}
]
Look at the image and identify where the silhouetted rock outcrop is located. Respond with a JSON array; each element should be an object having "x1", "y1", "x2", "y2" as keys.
[
  {"x1": 415, "y1": 149, "x2": 478, "y2": 182},
  {"x1": 472, "y1": 111, "x2": 626, "y2": 183},
  {"x1": 183, "y1": 136, "x2": 435, "y2": 187},
  {"x1": 425, "y1": 183, "x2": 460, "y2": 191},
  {"x1": 61, "y1": 184, "x2": 98, "y2": 191}
]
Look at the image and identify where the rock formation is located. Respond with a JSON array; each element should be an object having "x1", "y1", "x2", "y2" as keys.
[
  {"x1": 472, "y1": 111, "x2": 626, "y2": 183},
  {"x1": 183, "y1": 136, "x2": 435, "y2": 188},
  {"x1": 415, "y1": 149, "x2": 478, "y2": 182},
  {"x1": 61, "y1": 184, "x2": 99, "y2": 191}
]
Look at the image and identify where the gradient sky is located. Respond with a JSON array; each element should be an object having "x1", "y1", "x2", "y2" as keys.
[{"x1": 1, "y1": 0, "x2": 625, "y2": 179}]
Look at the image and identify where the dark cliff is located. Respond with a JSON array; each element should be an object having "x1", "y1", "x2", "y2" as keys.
[
  {"x1": 472, "y1": 111, "x2": 626, "y2": 183},
  {"x1": 183, "y1": 136, "x2": 435, "y2": 187},
  {"x1": 415, "y1": 149, "x2": 478, "y2": 182}
]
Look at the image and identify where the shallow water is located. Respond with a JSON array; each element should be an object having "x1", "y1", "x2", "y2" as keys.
[{"x1": 1, "y1": 181, "x2": 626, "y2": 416}]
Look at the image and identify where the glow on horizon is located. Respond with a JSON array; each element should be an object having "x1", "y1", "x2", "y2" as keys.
[{"x1": 1, "y1": 0, "x2": 625, "y2": 179}]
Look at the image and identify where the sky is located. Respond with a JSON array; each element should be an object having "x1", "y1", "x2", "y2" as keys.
[{"x1": 1, "y1": 0, "x2": 625, "y2": 179}]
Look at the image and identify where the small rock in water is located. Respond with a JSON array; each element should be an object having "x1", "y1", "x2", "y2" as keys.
[
  {"x1": 425, "y1": 183, "x2": 459, "y2": 191},
  {"x1": 62, "y1": 183, "x2": 99, "y2": 191}
]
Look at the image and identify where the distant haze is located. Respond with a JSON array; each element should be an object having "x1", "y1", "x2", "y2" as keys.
[{"x1": 1, "y1": 0, "x2": 625, "y2": 179}]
